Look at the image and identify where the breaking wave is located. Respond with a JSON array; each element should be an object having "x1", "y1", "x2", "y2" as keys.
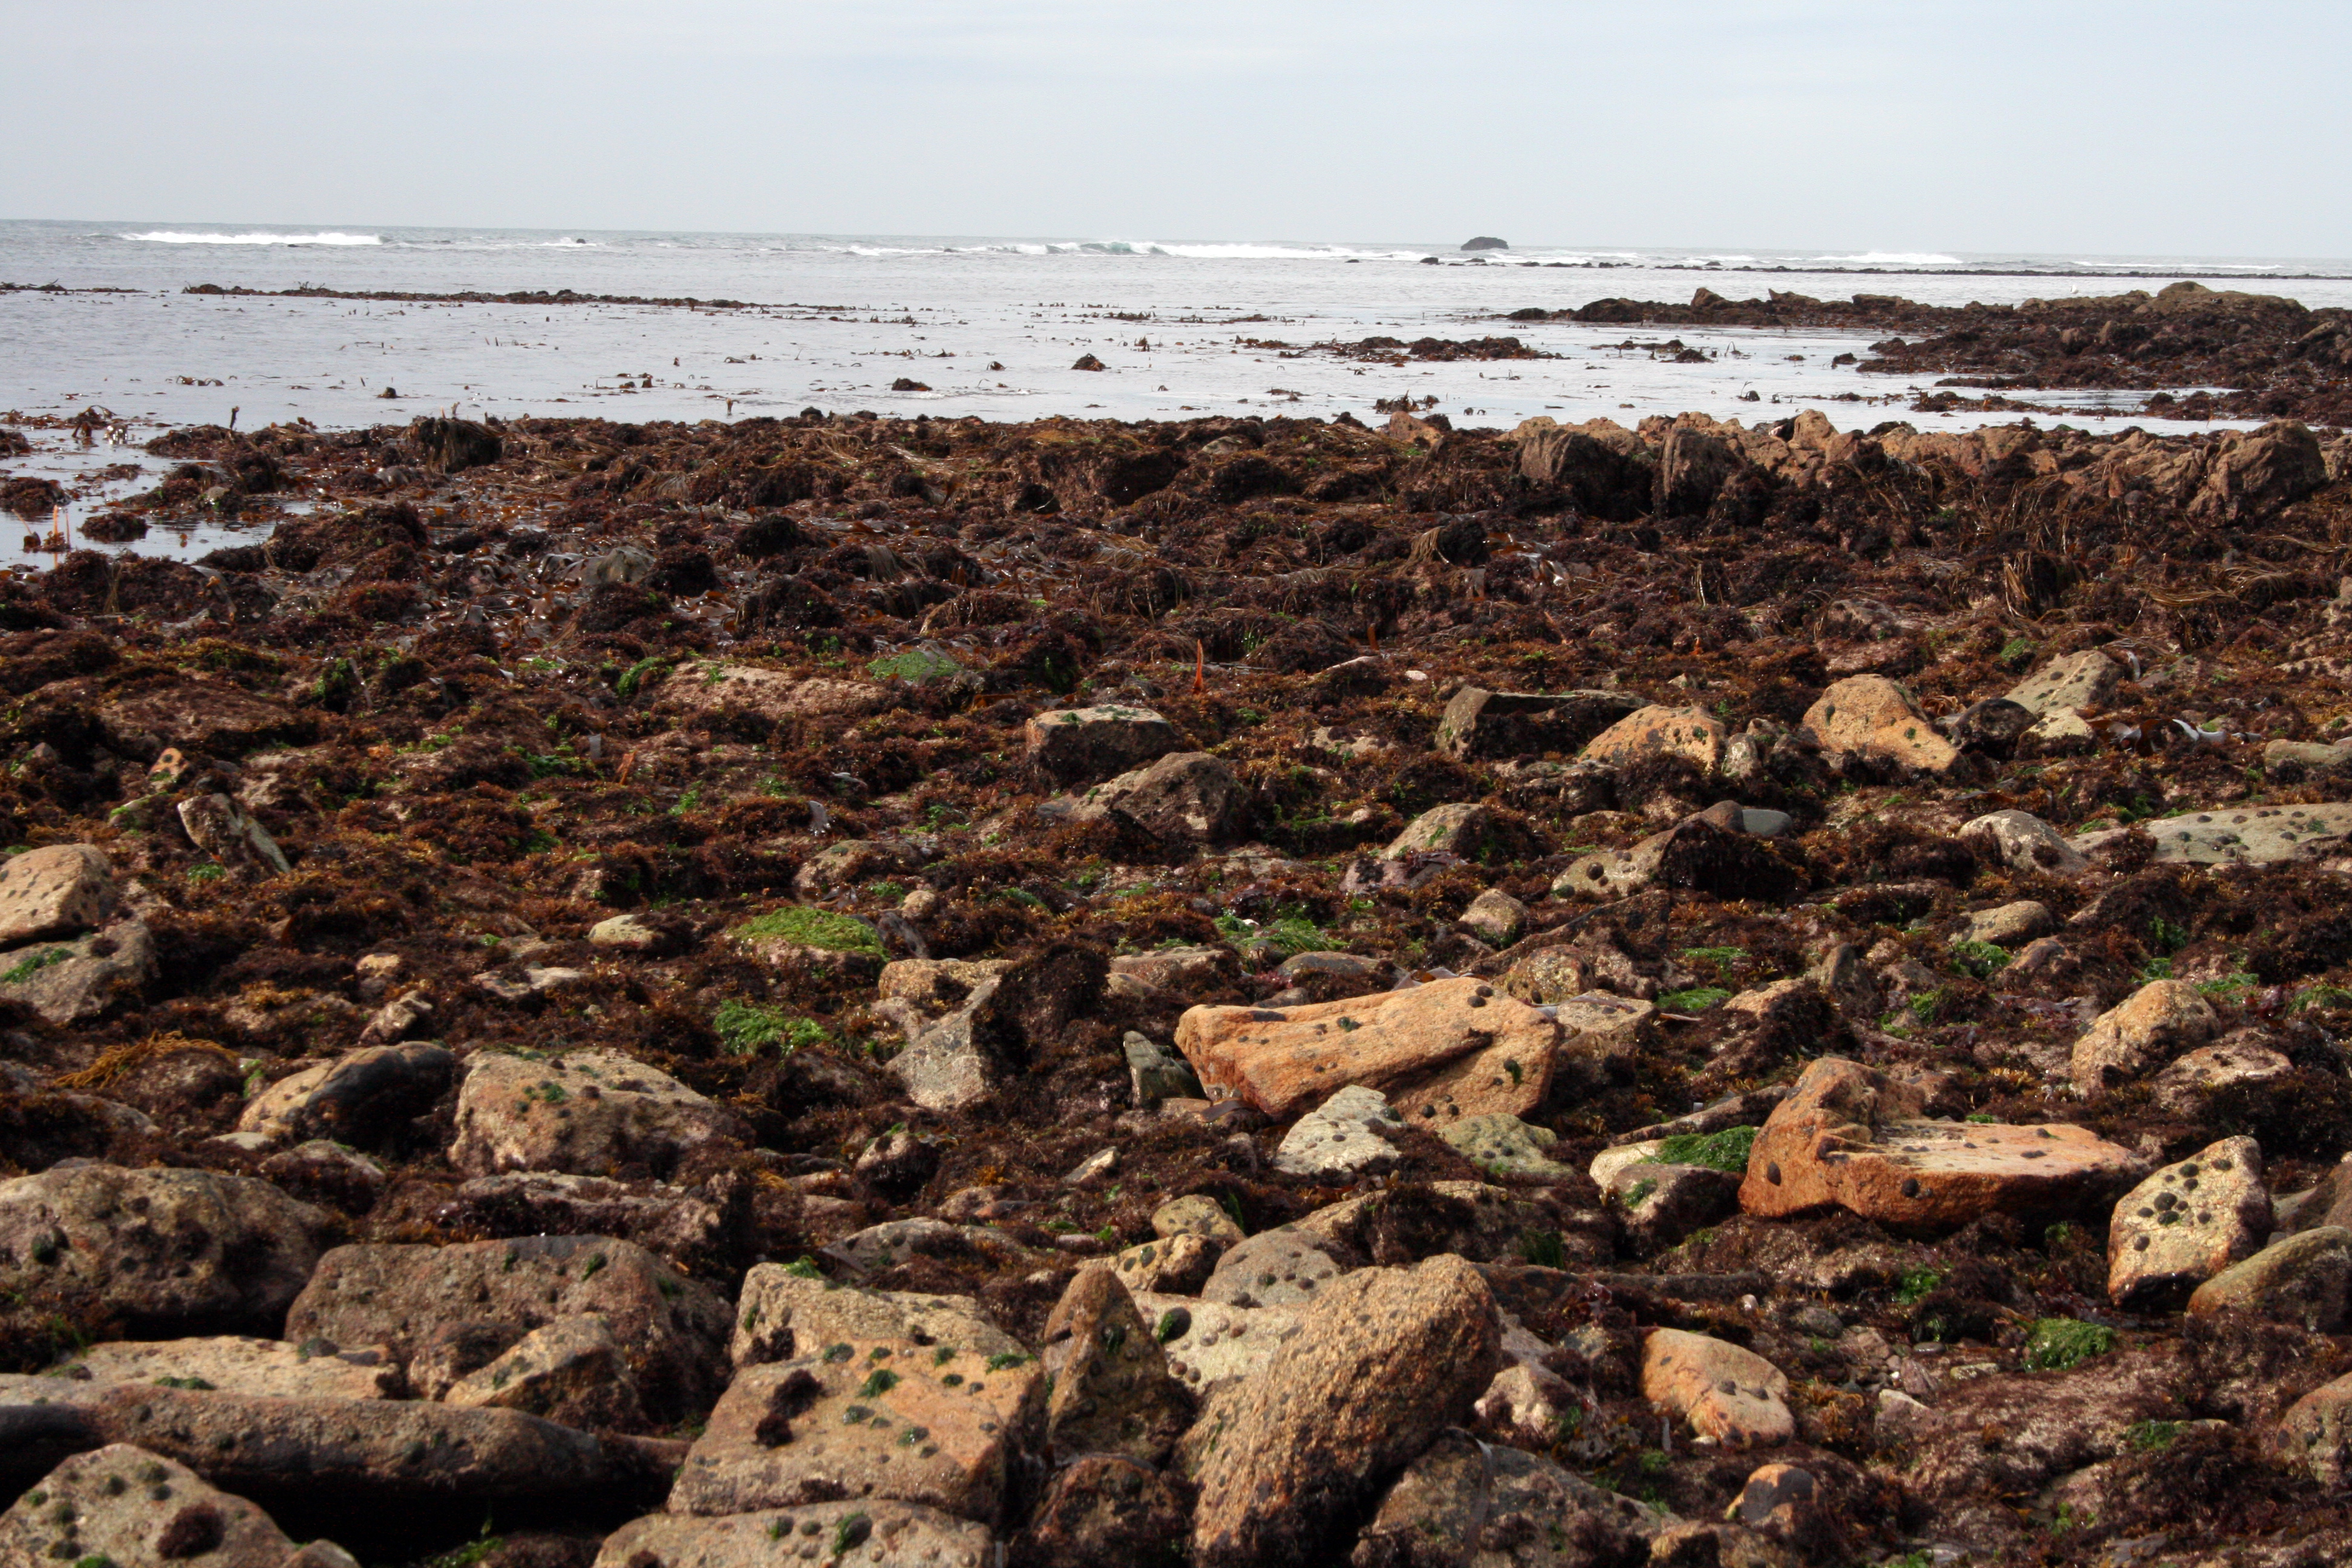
[{"x1": 125, "y1": 230, "x2": 384, "y2": 246}]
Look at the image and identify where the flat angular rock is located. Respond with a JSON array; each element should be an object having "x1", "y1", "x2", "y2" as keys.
[
  {"x1": 0, "y1": 843, "x2": 116, "y2": 945},
  {"x1": 822, "y1": 1218, "x2": 1037, "y2": 1278},
  {"x1": 1552, "y1": 814, "x2": 1802, "y2": 904},
  {"x1": 2263, "y1": 738, "x2": 2352, "y2": 782},
  {"x1": 99, "y1": 684, "x2": 310, "y2": 757},
  {"x1": 1122, "y1": 1031, "x2": 1204, "y2": 1106},
  {"x1": 2073, "y1": 802, "x2": 2352, "y2": 866},
  {"x1": 1177, "y1": 976, "x2": 1555, "y2": 1126},
  {"x1": 1105, "y1": 1232, "x2": 1218, "y2": 1295},
  {"x1": 1642, "y1": 1327, "x2": 1791, "y2": 1448},
  {"x1": 587, "y1": 912, "x2": 668, "y2": 953},
  {"x1": 1153, "y1": 1194, "x2": 1244, "y2": 1244},
  {"x1": 2108, "y1": 1137, "x2": 2271, "y2": 1306},
  {"x1": 1070, "y1": 750, "x2": 1248, "y2": 844},
  {"x1": 237, "y1": 1042, "x2": 454, "y2": 1148},
  {"x1": 1960, "y1": 900, "x2": 2054, "y2": 947},
  {"x1": 1549, "y1": 991, "x2": 1660, "y2": 1054},
  {"x1": 0, "y1": 916, "x2": 155, "y2": 1024},
  {"x1": 1961, "y1": 809, "x2": 2089, "y2": 877},
  {"x1": 1294, "y1": 1180, "x2": 1604, "y2": 1269},
  {"x1": 1439, "y1": 1112, "x2": 1573, "y2": 1180},
  {"x1": 794, "y1": 837, "x2": 922, "y2": 899},
  {"x1": 2275, "y1": 1370, "x2": 2352, "y2": 1486},
  {"x1": 889, "y1": 943, "x2": 1105, "y2": 1112},
  {"x1": 446, "y1": 1170, "x2": 737, "y2": 1275},
  {"x1": 1133, "y1": 1294, "x2": 1303, "y2": 1396},
  {"x1": 1579, "y1": 703, "x2": 1727, "y2": 773},
  {"x1": 444, "y1": 1312, "x2": 647, "y2": 1429},
  {"x1": 2154, "y1": 1036, "x2": 2296, "y2": 1116},
  {"x1": 2006, "y1": 649, "x2": 2125, "y2": 716},
  {"x1": 2021, "y1": 705, "x2": 2098, "y2": 755},
  {"x1": 731, "y1": 1267, "x2": 1022, "y2": 1368},
  {"x1": 1039, "y1": 1269, "x2": 1192, "y2": 1462},
  {"x1": 668, "y1": 1341, "x2": 1045, "y2": 1522},
  {"x1": 1024, "y1": 704, "x2": 1180, "y2": 788},
  {"x1": 0, "y1": 1163, "x2": 327, "y2": 1337},
  {"x1": 2071, "y1": 979, "x2": 2218, "y2": 1095},
  {"x1": 2187, "y1": 1226, "x2": 2352, "y2": 1331},
  {"x1": 878, "y1": 956, "x2": 1008, "y2": 1017},
  {"x1": 0, "y1": 1376, "x2": 644, "y2": 1504},
  {"x1": 656, "y1": 662, "x2": 888, "y2": 724},
  {"x1": 593, "y1": 1500, "x2": 993, "y2": 1568},
  {"x1": 1433, "y1": 685, "x2": 1642, "y2": 762},
  {"x1": 178, "y1": 791, "x2": 292, "y2": 877},
  {"x1": 1019, "y1": 1453, "x2": 1191, "y2": 1568},
  {"x1": 1184, "y1": 1256, "x2": 1503, "y2": 1567},
  {"x1": 1458, "y1": 887, "x2": 1526, "y2": 946},
  {"x1": 1894, "y1": 1345, "x2": 2190, "y2": 1526},
  {"x1": 64, "y1": 1336, "x2": 397, "y2": 1400},
  {"x1": 1112, "y1": 944, "x2": 1240, "y2": 995},
  {"x1": 1740, "y1": 1056, "x2": 2145, "y2": 1231},
  {"x1": 1609, "y1": 1161, "x2": 1742, "y2": 1256},
  {"x1": 1383, "y1": 800, "x2": 1508, "y2": 860},
  {"x1": 0, "y1": 1443, "x2": 305, "y2": 1568},
  {"x1": 1801, "y1": 675, "x2": 1961, "y2": 776},
  {"x1": 1351, "y1": 1429, "x2": 1663, "y2": 1568},
  {"x1": 1203, "y1": 1227, "x2": 1349, "y2": 1308},
  {"x1": 286, "y1": 1235, "x2": 730, "y2": 1422},
  {"x1": 1273, "y1": 1083, "x2": 1403, "y2": 1180},
  {"x1": 450, "y1": 1047, "x2": 748, "y2": 1178}
]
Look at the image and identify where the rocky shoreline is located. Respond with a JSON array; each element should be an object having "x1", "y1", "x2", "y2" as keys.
[
  {"x1": 4, "y1": 399, "x2": 2352, "y2": 1564},
  {"x1": 1506, "y1": 281, "x2": 2352, "y2": 427}
]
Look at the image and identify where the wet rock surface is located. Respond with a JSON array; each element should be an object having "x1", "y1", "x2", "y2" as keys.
[{"x1": 11, "y1": 402, "x2": 2352, "y2": 1561}]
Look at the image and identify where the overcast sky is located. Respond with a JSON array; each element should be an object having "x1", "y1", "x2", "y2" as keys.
[{"x1": 7, "y1": 0, "x2": 2347, "y2": 256}]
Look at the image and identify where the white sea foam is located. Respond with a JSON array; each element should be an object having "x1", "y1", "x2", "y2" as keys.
[
  {"x1": 837, "y1": 238, "x2": 1423, "y2": 261},
  {"x1": 1809, "y1": 251, "x2": 1963, "y2": 266},
  {"x1": 125, "y1": 230, "x2": 383, "y2": 246},
  {"x1": 1119, "y1": 241, "x2": 1425, "y2": 261}
]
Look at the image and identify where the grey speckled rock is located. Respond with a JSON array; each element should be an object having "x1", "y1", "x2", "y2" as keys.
[
  {"x1": 1133, "y1": 1294, "x2": 1303, "y2": 1396},
  {"x1": 449, "y1": 1047, "x2": 748, "y2": 1179},
  {"x1": 65, "y1": 1337, "x2": 397, "y2": 1401},
  {"x1": 0, "y1": 916, "x2": 155, "y2": 1024},
  {"x1": 1959, "y1": 900, "x2": 2054, "y2": 947},
  {"x1": 1272, "y1": 1084, "x2": 1401, "y2": 1180},
  {"x1": 285, "y1": 1234, "x2": 730, "y2": 1424},
  {"x1": 1123, "y1": 1030, "x2": 1204, "y2": 1106},
  {"x1": 0, "y1": 1443, "x2": 309, "y2": 1568},
  {"x1": 1202, "y1": 1227, "x2": 1348, "y2": 1309},
  {"x1": 1353, "y1": 1429, "x2": 1665, "y2": 1568},
  {"x1": 0, "y1": 843, "x2": 116, "y2": 946},
  {"x1": 731, "y1": 1266, "x2": 1021, "y2": 1368},
  {"x1": 0, "y1": 1163, "x2": 327, "y2": 1337},
  {"x1": 1071, "y1": 751, "x2": 1249, "y2": 845},
  {"x1": 1439, "y1": 1112, "x2": 1573, "y2": 1180},
  {"x1": 2073, "y1": 802, "x2": 2352, "y2": 866},
  {"x1": 1962, "y1": 809, "x2": 2089, "y2": 877},
  {"x1": 0, "y1": 1376, "x2": 643, "y2": 1505},
  {"x1": 2005, "y1": 649, "x2": 2124, "y2": 716},
  {"x1": 1183, "y1": 1256, "x2": 1503, "y2": 1567},
  {"x1": 1039, "y1": 1269, "x2": 1192, "y2": 1463},
  {"x1": 2108, "y1": 1137, "x2": 2271, "y2": 1307},
  {"x1": 667, "y1": 1342, "x2": 1045, "y2": 1521},
  {"x1": 2188, "y1": 1226, "x2": 2352, "y2": 1331},
  {"x1": 594, "y1": 1500, "x2": 993, "y2": 1568}
]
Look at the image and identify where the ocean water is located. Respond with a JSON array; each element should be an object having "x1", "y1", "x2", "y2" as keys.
[{"x1": 2, "y1": 221, "x2": 2345, "y2": 566}]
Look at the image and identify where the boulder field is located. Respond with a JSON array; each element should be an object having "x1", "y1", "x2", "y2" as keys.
[{"x1": 7, "y1": 402, "x2": 2352, "y2": 1561}]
